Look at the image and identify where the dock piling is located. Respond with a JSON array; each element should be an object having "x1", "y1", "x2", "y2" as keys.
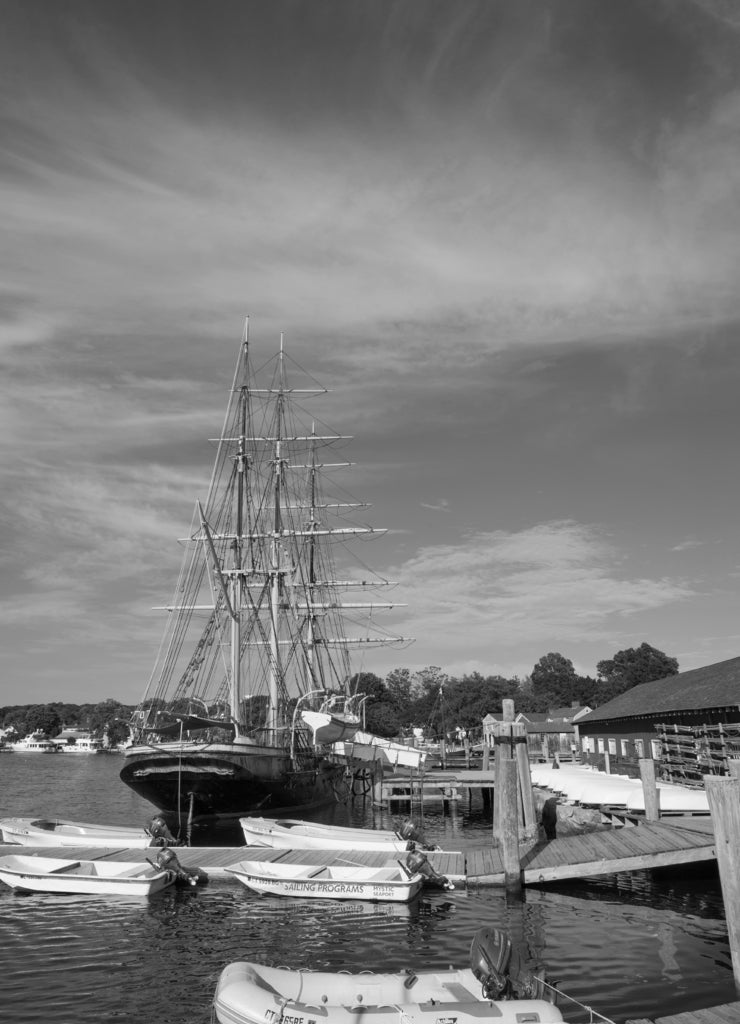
[
  {"x1": 372, "y1": 756, "x2": 384, "y2": 808},
  {"x1": 704, "y1": 774, "x2": 740, "y2": 995},
  {"x1": 639, "y1": 758, "x2": 661, "y2": 821},
  {"x1": 497, "y1": 754, "x2": 521, "y2": 891}
]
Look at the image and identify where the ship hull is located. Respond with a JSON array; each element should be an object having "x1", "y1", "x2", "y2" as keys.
[{"x1": 120, "y1": 742, "x2": 344, "y2": 827}]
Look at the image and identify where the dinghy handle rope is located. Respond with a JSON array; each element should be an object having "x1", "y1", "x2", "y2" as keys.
[{"x1": 539, "y1": 979, "x2": 617, "y2": 1024}]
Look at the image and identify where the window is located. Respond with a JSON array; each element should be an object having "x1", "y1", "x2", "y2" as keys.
[
  {"x1": 650, "y1": 739, "x2": 661, "y2": 760},
  {"x1": 597, "y1": 738, "x2": 605, "y2": 753},
  {"x1": 608, "y1": 738, "x2": 617, "y2": 755},
  {"x1": 635, "y1": 738, "x2": 644, "y2": 757},
  {"x1": 621, "y1": 740, "x2": 629, "y2": 756}
]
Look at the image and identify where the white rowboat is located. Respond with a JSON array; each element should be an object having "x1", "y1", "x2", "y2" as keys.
[
  {"x1": 0, "y1": 855, "x2": 175, "y2": 896},
  {"x1": 239, "y1": 816, "x2": 423, "y2": 852},
  {"x1": 226, "y1": 859, "x2": 424, "y2": 902},
  {"x1": 0, "y1": 816, "x2": 155, "y2": 849}
]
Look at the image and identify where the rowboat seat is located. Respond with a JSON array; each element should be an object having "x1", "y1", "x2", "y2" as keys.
[
  {"x1": 114, "y1": 864, "x2": 150, "y2": 877},
  {"x1": 48, "y1": 862, "x2": 81, "y2": 874}
]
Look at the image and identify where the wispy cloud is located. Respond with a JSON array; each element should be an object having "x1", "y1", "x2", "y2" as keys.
[
  {"x1": 671, "y1": 539, "x2": 705, "y2": 552},
  {"x1": 383, "y1": 521, "x2": 694, "y2": 677}
]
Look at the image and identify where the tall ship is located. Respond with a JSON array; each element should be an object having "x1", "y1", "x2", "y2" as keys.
[{"x1": 121, "y1": 324, "x2": 409, "y2": 834}]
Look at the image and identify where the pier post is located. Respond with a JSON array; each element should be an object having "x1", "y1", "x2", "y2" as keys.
[
  {"x1": 372, "y1": 755, "x2": 384, "y2": 808},
  {"x1": 639, "y1": 758, "x2": 661, "y2": 821},
  {"x1": 604, "y1": 749, "x2": 611, "y2": 774},
  {"x1": 705, "y1": 775, "x2": 740, "y2": 995},
  {"x1": 492, "y1": 724, "x2": 514, "y2": 837},
  {"x1": 481, "y1": 741, "x2": 492, "y2": 809},
  {"x1": 492, "y1": 701, "x2": 515, "y2": 837},
  {"x1": 514, "y1": 723, "x2": 537, "y2": 838},
  {"x1": 491, "y1": 702, "x2": 526, "y2": 889},
  {"x1": 498, "y1": 753, "x2": 521, "y2": 891}
]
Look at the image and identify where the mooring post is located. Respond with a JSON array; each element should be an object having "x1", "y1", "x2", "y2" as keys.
[
  {"x1": 705, "y1": 775, "x2": 740, "y2": 995},
  {"x1": 514, "y1": 721, "x2": 537, "y2": 837},
  {"x1": 498, "y1": 754, "x2": 521, "y2": 891},
  {"x1": 604, "y1": 749, "x2": 611, "y2": 774},
  {"x1": 639, "y1": 757, "x2": 661, "y2": 821},
  {"x1": 492, "y1": 698, "x2": 524, "y2": 889},
  {"x1": 372, "y1": 754, "x2": 384, "y2": 808},
  {"x1": 492, "y1": 701, "x2": 516, "y2": 836},
  {"x1": 492, "y1": 722, "x2": 515, "y2": 837},
  {"x1": 481, "y1": 739, "x2": 492, "y2": 809}
]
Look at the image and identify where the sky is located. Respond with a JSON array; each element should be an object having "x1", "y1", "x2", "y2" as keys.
[{"x1": 3, "y1": 0, "x2": 740, "y2": 705}]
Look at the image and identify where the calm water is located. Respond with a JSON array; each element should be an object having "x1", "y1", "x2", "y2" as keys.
[{"x1": 0, "y1": 753, "x2": 734, "y2": 1024}]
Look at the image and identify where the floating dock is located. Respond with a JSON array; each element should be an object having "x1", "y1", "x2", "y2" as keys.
[
  {"x1": 626, "y1": 1005, "x2": 740, "y2": 1024},
  {"x1": 0, "y1": 816, "x2": 717, "y2": 886}
]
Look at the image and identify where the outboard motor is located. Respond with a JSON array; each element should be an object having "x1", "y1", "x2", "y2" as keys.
[
  {"x1": 396, "y1": 819, "x2": 436, "y2": 851},
  {"x1": 470, "y1": 927, "x2": 553, "y2": 1002},
  {"x1": 147, "y1": 815, "x2": 181, "y2": 847},
  {"x1": 397, "y1": 819, "x2": 421, "y2": 845},
  {"x1": 405, "y1": 849, "x2": 454, "y2": 890},
  {"x1": 155, "y1": 848, "x2": 208, "y2": 887},
  {"x1": 470, "y1": 927, "x2": 511, "y2": 999}
]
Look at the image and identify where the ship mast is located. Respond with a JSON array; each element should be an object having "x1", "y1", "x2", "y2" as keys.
[
  {"x1": 305, "y1": 424, "x2": 319, "y2": 683},
  {"x1": 268, "y1": 335, "x2": 287, "y2": 736},
  {"x1": 230, "y1": 320, "x2": 250, "y2": 723}
]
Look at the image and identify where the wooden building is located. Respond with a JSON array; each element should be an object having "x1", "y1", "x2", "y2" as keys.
[
  {"x1": 483, "y1": 704, "x2": 591, "y2": 763},
  {"x1": 576, "y1": 655, "x2": 740, "y2": 782}
]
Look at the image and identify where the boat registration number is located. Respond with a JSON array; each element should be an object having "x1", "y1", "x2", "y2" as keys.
[{"x1": 265, "y1": 1011, "x2": 316, "y2": 1024}]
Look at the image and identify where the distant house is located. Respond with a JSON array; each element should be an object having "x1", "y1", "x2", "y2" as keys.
[
  {"x1": 52, "y1": 726, "x2": 103, "y2": 752},
  {"x1": 576, "y1": 656, "x2": 740, "y2": 782},
  {"x1": 482, "y1": 703, "x2": 592, "y2": 763}
]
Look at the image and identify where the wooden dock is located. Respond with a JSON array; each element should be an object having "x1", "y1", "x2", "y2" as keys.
[
  {"x1": 0, "y1": 817, "x2": 716, "y2": 886},
  {"x1": 626, "y1": 1004, "x2": 740, "y2": 1023},
  {"x1": 381, "y1": 769, "x2": 494, "y2": 803}
]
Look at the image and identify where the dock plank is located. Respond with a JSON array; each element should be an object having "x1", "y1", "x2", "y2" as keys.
[{"x1": 626, "y1": 1003, "x2": 740, "y2": 1024}]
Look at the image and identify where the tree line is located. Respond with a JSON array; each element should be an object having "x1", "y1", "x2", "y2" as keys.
[
  {"x1": 357, "y1": 642, "x2": 679, "y2": 738},
  {"x1": 1, "y1": 642, "x2": 678, "y2": 744},
  {"x1": 0, "y1": 699, "x2": 133, "y2": 747}
]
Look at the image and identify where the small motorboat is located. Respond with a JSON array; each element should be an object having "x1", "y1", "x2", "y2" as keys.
[
  {"x1": 226, "y1": 859, "x2": 424, "y2": 902},
  {"x1": 239, "y1": 816, "x2": 431, "y2": 852},
  {"x1": 213, "y1": 927, "x2": 579, "y2": 1024},
  {"x1": 0, "y1": 816, "x2": 156, "y2": 849},
  {"x1": 299, "y1": 693, "x2": 362, "y2": 745},
  {"x1": 300, "y1": 709, "x2": 361, "y2": 745},
  {"x1": 332, "y1": 731, "x2": 427, "y2": 770},
  {"x1": 0, "y1": 854, "x2": 176, "y2": 896}
]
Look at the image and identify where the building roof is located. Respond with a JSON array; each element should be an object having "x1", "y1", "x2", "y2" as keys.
[
  {"x1": 578, "y1": 655, "x2": 740, "y2": 725},
  {"x1": 546, "y1": 705, "x2": 592, "y2": 721},
  {"x1": 57, "y1": 727, "x2": 92, "y2": 740}
]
